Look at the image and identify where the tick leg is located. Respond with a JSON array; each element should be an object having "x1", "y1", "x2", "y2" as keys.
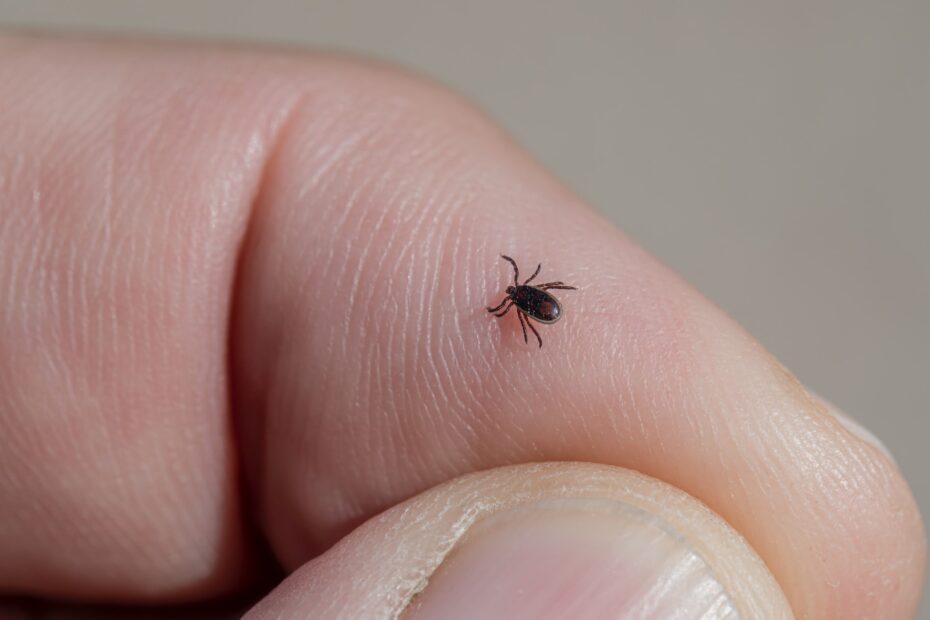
[
  {"x1": 523, "y1": 263, "x2": 542, "y2": 285},
  {"x1": 501, "y1": 254, "x2": 519, "y2": 286},
  {"x1": 486, "y1": 296, "x2": 510, "y2": 312},
  {"x1": 541, "y1": 284, "x2": 577, "y2": 291},
  {"x1": 536, "y1": 281, "x2": 564, "y2": 287},
  {"x1": 494, "y1": 301, "x2": 514, "y2": 317},
  {"x1": 526, "y1": 317, "x2": 543, "y2": 348},
  {"x1": 517, "y1": 311, "x2": 529, "y2": 344}
]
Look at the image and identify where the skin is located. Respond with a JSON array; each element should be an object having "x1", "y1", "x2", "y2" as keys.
[{"x1": 0, "y1": 35, "x2": 924, "y2": 617}]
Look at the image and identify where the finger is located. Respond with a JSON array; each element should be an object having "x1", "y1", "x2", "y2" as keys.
[
  {"x1": 0, "y1": 36, "x2": 304, "y2": 600},
  {"x1": 245, "y1": 463, "x2": 792, "y2": 619},
  {"x1": 229, "y1": 58, "x2": 925, "y2": 617}
]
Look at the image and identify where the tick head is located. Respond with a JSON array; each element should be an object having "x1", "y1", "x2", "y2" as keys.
[{"x1": 505, "y1": 285, "x2": 516, "y2": 296}]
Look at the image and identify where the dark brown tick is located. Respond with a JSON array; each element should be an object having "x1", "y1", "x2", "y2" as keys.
[{"x1": 486, "y1": 254, "x2": 577, "y2": 348}]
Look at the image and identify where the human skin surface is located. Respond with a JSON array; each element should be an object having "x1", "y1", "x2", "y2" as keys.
[{"x1": 0, "y1": 36, "x2": 924, "y2": 618}]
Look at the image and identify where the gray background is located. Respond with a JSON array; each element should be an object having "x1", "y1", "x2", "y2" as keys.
[{"x1": 1, "y1": 1, "x2": 927, "y2": 614}]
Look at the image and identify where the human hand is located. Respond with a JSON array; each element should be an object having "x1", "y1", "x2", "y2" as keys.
[{"x1": 0, "y1": 36, "x2": 924, "y2": 619}]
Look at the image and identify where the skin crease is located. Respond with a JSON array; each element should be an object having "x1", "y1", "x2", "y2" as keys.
[{"x1": 0, "y1": 36, "x2": 924, "y2": 617}]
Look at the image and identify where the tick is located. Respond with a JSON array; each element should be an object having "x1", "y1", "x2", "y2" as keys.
[{"x1": 486, "y1": 254, "x2": 577, "y2": 348}]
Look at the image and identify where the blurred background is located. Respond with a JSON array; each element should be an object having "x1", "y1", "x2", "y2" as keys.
[{"x1": 1, "y1": 1, "x2": 927, "y2": 613}]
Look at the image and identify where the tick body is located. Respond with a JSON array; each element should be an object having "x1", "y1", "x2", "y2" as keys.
[{"x1": 486, "y1": 255, "x2": 577, "y2": 347}]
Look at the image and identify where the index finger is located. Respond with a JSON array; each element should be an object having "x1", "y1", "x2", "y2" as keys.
[{"x1": 230, "y1": 55, "x2": 924, "y2": 618}]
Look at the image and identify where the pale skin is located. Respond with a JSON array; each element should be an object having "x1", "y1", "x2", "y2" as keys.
[{"x1": 0, "y1": 36, "x2": 924, "y2": 618}]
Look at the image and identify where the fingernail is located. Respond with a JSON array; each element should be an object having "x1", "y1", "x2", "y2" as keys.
[
  {"x1": 405, "y1": 498, "x2": 737, "y2": 620},
  {"x1": 810, "y1": 391, "x2": 896, "y2": 465}
]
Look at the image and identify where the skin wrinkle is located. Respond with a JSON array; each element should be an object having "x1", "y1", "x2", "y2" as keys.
[
  {"x1": 26, "y1": 112, "x2": 133, "y2": 565},
  {"x1": 771, "y1": 425, "x2": 830, "y2": 611},
  {"x1": 427, "y1": 223, "x2": 460, "y2": 417},
  {"x1": 296, "y1": 90, "x2": 400, "y2": 203},
  {"x1": 372, "y1": 339, "x2": 393, "y2": 497},
  {"x1": 432, "y1": 237, "x2": 489, "y2": 456},
  {"x1": 92, "y1": 104, "x2": 117, "y2": 393},
  {"x1": 373, "y1": 366, "x2": 397, "y2": 484},
  {"x1": 150, "y1": 78, "x2": 255, "y2": 552},
  {"x1": 460, "y1": 235, "x2": 502, "y2": 417},
  {"x1": 386, "y1": 167, "x2": 476, "y2": 470},
  {"x1": 408, "y1": 213, "x2": 445, "y2": 390},
  {"x1": 376, "y1": 183, "x2": 427, "y2": 431},
  {"x1": 332, "y1": 184, "x2": 375, "y2": 363},
  {"x1": 398, "y1": 252, "x2": 439, "y2": 480},
  {"x1": 236, "y1": 87, "x2": 338, "y2": 546}
]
